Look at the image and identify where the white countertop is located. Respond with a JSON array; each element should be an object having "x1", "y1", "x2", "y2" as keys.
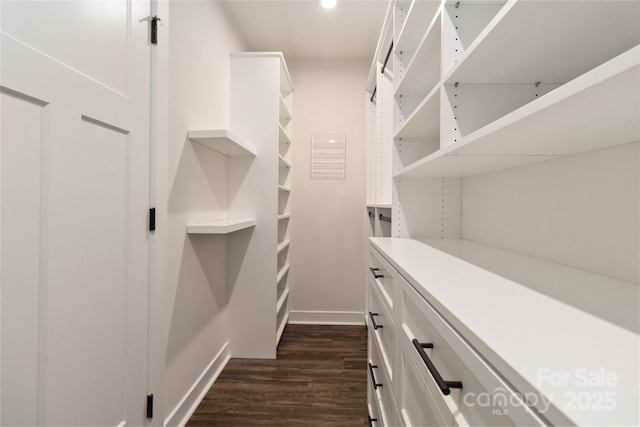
[{"x1": 370, "y1": 237, "x2": 639, "y2": 426}]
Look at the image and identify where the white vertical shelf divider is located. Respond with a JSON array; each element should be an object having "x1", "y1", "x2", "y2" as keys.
[{"x1": 226, "y1": 52, "x2": 293, "y2": 357}]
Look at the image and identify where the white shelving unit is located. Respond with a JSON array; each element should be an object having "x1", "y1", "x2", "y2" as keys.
[
  {"x1": 227, "y1": 52, "x2": 294, "y2": 357},
  {"x1": 188, "y1": 129, "x2": 256, "y2": 156},
  {"x1": 396, "y1": 46, "x2": 639, "y2": 178},
  {"x1": 186, "y1": 218, "x2": 256, "y2": 234},
  {"x1": 185, "y1": 123, "x2": 258, "y2": 301},
  {"x1": 366, "y1": 0, "x2": 640, "y2": 425},
  {"x1": 365, "y1": 1, "x2": 395, "y2": 239},
  {"x1": 366, "y1": 203, "x2": 392, "y2": 239},
  {"x1": 276, "y1": 56, "x2": 293, "y2": 347}
]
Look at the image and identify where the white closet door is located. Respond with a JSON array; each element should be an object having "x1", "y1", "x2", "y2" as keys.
[{"x1": 1, "y1": 1, "x2": 151, "y2": 425}]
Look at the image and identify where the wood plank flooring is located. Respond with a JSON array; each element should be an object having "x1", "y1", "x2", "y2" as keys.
[{"x1": 187, "y1": 324, "x2": 369, "y2": 426}]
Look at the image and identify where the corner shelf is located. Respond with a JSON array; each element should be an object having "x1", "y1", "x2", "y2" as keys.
[
  {"x1": 279, "y1": 124, "x2": 291, "y2": 145},
  {"x1": 278, "y1": 213, "x2": 291, "y2": 221},
  {"x1": 279, "y1": 93, "x2": 292, "y2": 122},
  {"x1": 276, "y1": 286, "x2": 290, "y2": 314},
  {"x1": 276, "y1": 310, "x2": 289, "y2": 344},
  {"x1": 277, "y1": 263, "x2": 290, "y2": 284},
  {"x1": 277, "y1": 239, "x2": 290, "y2": 254},
  {"x1": 279, "y1": 155, "x2": 290, "y2": 169},
  {"x1": 395, "y1": 46, "x2": 639, "y2": 178},
  {"x1": 187, "y1": 129, "x2": 256, "y2": 157},
  {"x1": 278, "y1": 184, "x2": 291, "y2": 192},
  {"x1": 186, "y1": 218, "x2": 256, "y2": 234}
]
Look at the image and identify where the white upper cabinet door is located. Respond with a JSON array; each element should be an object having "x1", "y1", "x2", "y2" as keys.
[{"x1": 1, "y1": 1, "x2": 151, "y2": 426}]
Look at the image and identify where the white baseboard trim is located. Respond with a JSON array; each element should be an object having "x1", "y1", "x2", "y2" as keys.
[
  {"x1": 288, "y1": 310, "x2": 365, "y2": 325},
  {"x1": 164, "y1": 342, "x2": 230, "y2": 427}
]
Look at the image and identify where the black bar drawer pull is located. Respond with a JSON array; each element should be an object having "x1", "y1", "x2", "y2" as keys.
[
  {"x1": 412, "y1": 339, "x2": 462, "y2": 395},
  {"x1": 369, "y1": 311, "x2": 383, "y2": 330},
  {"x1": 368, "y1": 415, "x2": 378, "y2": 426},
  {"x1": 369, "y1": 267, "x2": 384, "y2": 279},
  {"x1": 368, "y1": 363, "x2": 383, "y2": 390}
]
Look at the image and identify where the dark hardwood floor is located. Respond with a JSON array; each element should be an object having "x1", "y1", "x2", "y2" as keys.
[{"x1": 187, "y1": 324, "x2": 369, "y2": 426}]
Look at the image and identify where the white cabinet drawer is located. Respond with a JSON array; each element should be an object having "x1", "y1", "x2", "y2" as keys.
[
  {"x1": 368, "y1": 382, "x2": 382, "y2": 427},
  {"x1": 369, "y1": 246, "x2": 396, "y2": 312},
  {"x1": 397, "y1": 276, "x2": 546, "y2": 426},
  {"x1": 397, "y1": 336, "x2": 450, "y2": 427},
  {"x1": 368, "y1": 328, "x2": 397, "y2": 427},
  {"x1": 367, "y1": 279, "x2": 397, "y2": 382}
]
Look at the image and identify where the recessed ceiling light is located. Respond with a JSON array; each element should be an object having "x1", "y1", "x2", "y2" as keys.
[{"x1": 321, "y1": 0, "x2": 336, "y2": 9}]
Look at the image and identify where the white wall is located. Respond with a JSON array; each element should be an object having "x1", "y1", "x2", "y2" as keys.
[
  {"x1": 166, "y1": 1, "x2": 246, "y2": 422},
  {"x1": 288, "y1": 59, "x2": 369, "y2": 324},
  {"x1": 462, "y1": 142, "x2": 639, "y2": 284}
]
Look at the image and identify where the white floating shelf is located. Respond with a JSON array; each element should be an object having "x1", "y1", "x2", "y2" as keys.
[
  {"x1": 278, "y1": 185, "x2": 291, "y2": 192},
  {"x1": 276, "y1": 310, "x2": 289, "y2": 344},
  {"x1": 416, "y1": 238, "x2": 639, "y2": 332},
  {"x1": 277, "y1": 263, "x2": 290, "y2": 284},
  {"x1": 395, "y1": 85, "x2": 440, "y2": 140},
  {"x1": 396, "y1": 46, "x2": 640, "y2": 178},
  {"x1": 279, "y1": 93, "x2": 292, "y2": 122},
  {"x1": 366, "y1": 203, "x2": 392, "y2": 209},
  {"x1": 279, "y1": 124, "x2": 291, "y2": 144},
  {"x1": 395, "y1": 0, "x2": 440, "y2": 58},
  {"x1": 276, "y1": 286, "x2": 290, "y2": 314},
  {"x1": 394, "y1": 13, "x2": 441, "y2": 97},
  {"x1": 279, "y1": 155, "x2": 290, "y2": 168},
  {"x1": 187, "y1": 129, "x2": 256, "y2": 157},
  {"x1": 445, "y1": 1, "x2": 640, "y2": 84},
  {"x1": 278, "y1": 213, "x2": 291, "y2": 220},
  {"x1": 186, "y1": 218, "x2": 256, "y2": 234},
  {"x1": 277, "y1": 239, "x2": 290, "y2": 254}
]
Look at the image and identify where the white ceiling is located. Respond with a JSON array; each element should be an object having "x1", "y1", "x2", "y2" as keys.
[{"x1": 219, "y1": 0, "x2": 390, "y2": 61}]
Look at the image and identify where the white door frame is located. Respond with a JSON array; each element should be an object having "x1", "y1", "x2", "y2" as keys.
[{"x1": 147, "y1": 0, "x2": 168, "y2": 425}]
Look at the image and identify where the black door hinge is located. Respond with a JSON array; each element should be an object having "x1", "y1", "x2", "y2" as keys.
[
  {"x1": 146, "y1": 394, "x2": 154, "y2": 419},
  {"x1": 149, "y1": 208, "x2": 156, "y2": 231},
  {"x1": 151, "y1": 16, "x2": 161, "y2": 45}
]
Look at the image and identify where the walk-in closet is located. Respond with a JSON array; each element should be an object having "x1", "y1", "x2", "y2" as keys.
[{"x1": 1, "y1": 1, "x2": 638, "y2": 426}]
